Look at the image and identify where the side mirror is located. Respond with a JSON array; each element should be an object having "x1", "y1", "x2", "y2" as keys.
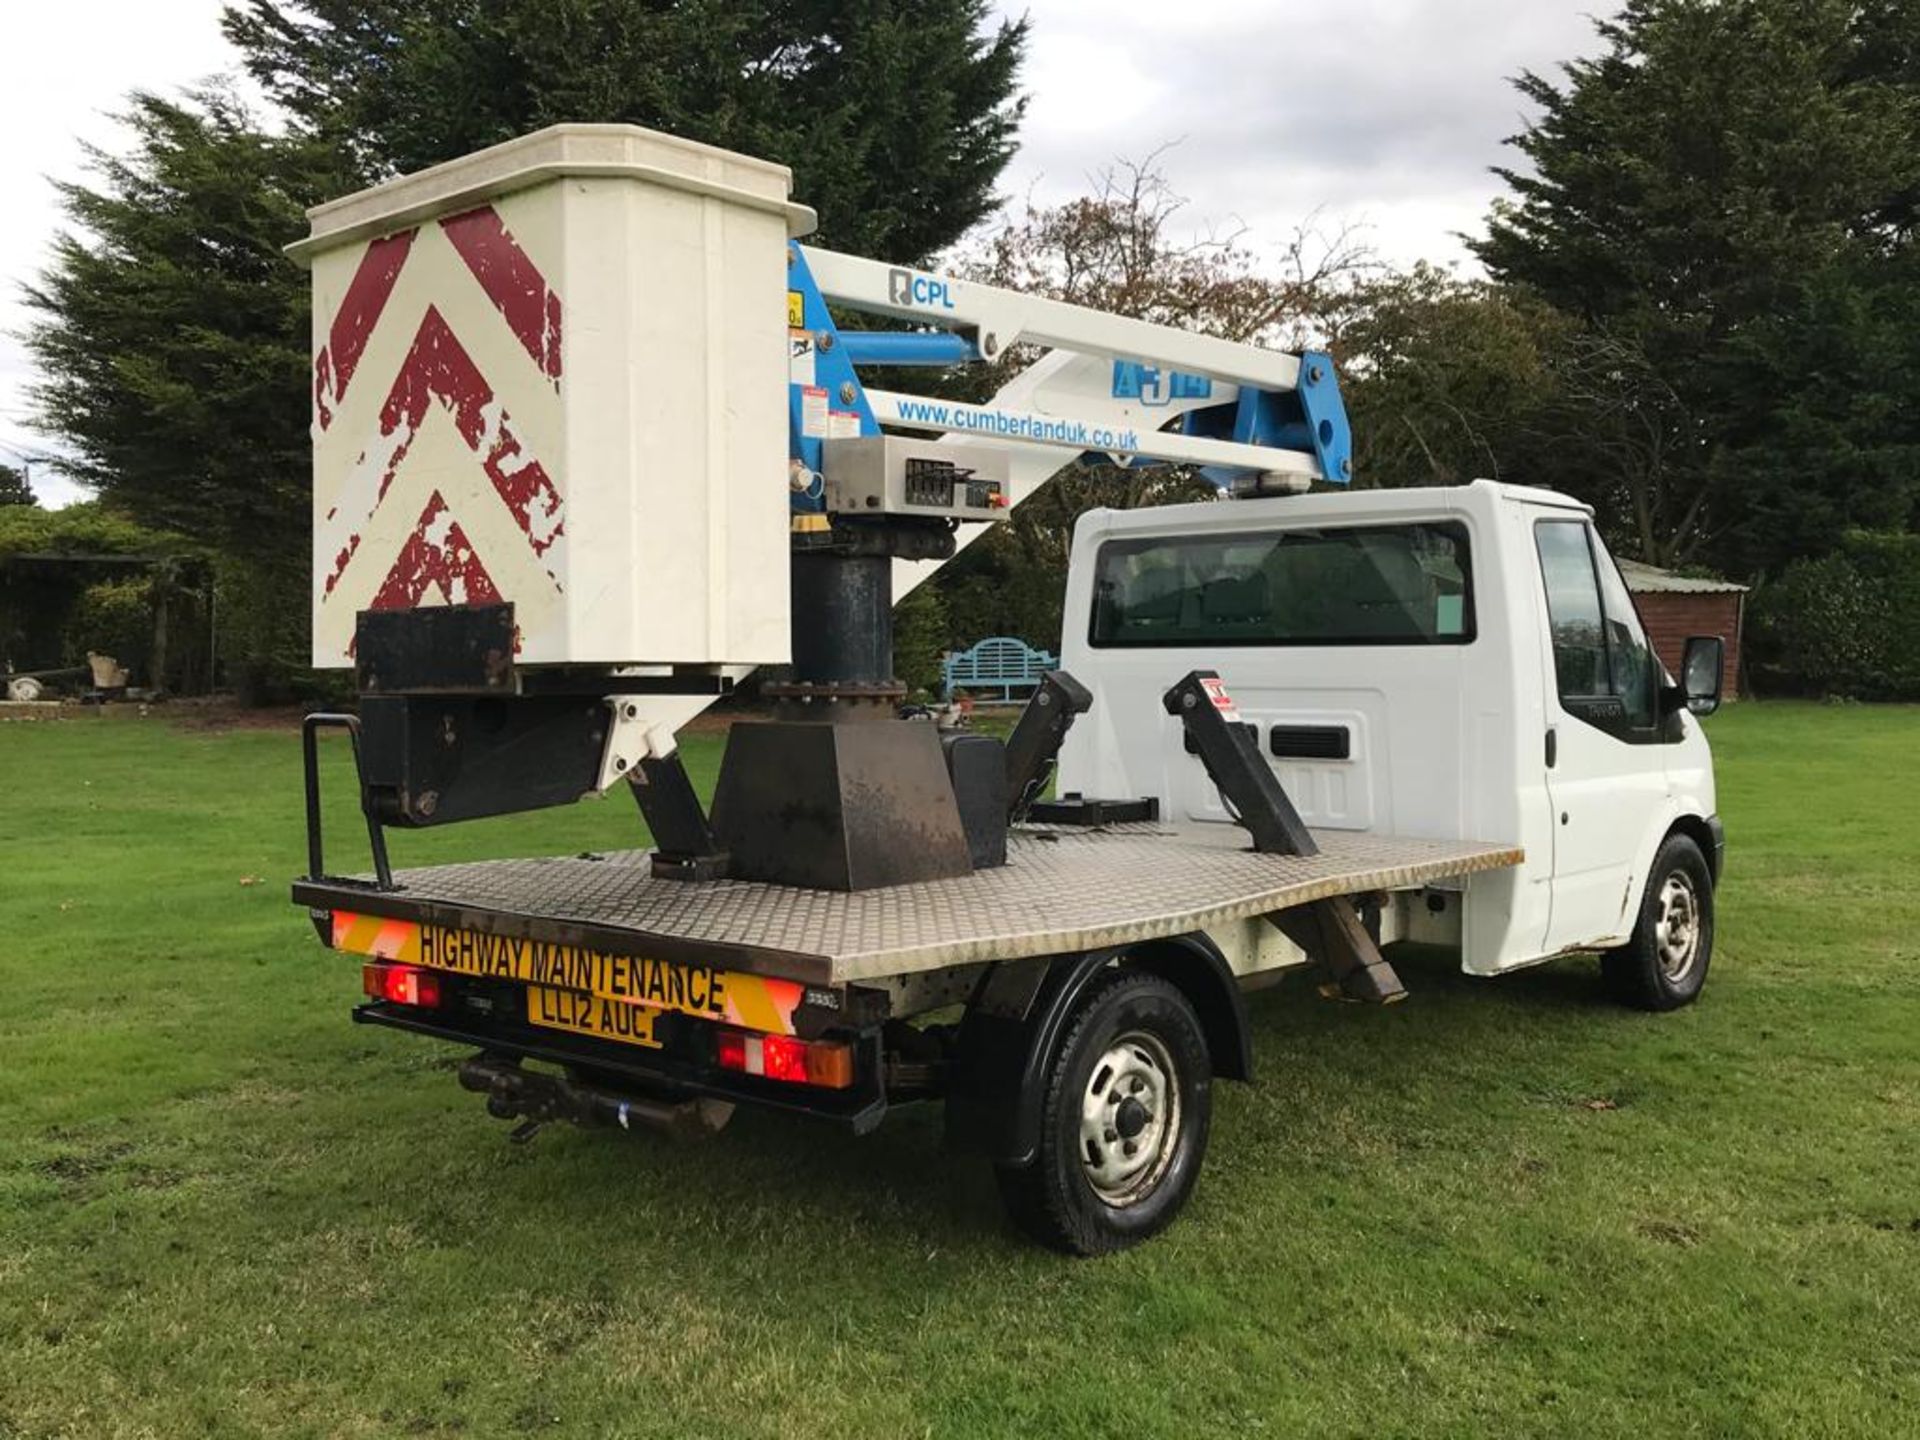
[{"x1": 1679, "y1": 635, "x2": 1726, "y2": 716}]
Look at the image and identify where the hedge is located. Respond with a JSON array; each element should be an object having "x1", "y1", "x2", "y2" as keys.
[{"x1": 1747, "y1": 531, "x2": 1920, "y2": 699}]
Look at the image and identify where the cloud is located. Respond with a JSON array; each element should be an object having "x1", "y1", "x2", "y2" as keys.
[
  {"x1": 991, "y1": 0, "x2": 1606, "y2": 265},
  {"x1": 0, "y1": 0, "x2": 239, "y2": 507}
]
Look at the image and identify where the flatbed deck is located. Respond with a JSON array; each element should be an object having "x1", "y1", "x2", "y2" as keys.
[{"x1": 297, "y1": 824, "x2": 1521, "y2": 987}]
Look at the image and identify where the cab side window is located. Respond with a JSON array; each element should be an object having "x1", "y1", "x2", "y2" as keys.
[
  {"x1": 1593, "y1": 541, "x2": 1658, "y2": 726},
  {"x1": 1535, "y1": 520, "x2": 1659, "y2": 739}
]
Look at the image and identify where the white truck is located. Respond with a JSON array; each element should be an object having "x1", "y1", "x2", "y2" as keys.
[{"x1": 290, "y1": 126, "x2": 1726, "y2": 1254}]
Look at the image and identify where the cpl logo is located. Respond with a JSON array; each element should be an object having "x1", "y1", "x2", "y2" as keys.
[
  {"x1": 1112, "y1": 360, "x2": 1212, "y2": 408},
  {"x1": 887, "y1": 267, "x2": 957, "y2": 311}
]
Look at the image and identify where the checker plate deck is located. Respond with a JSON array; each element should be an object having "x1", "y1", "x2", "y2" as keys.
[{"x1": 300, "y1": 825, "x2": 1522, "y2": 986}]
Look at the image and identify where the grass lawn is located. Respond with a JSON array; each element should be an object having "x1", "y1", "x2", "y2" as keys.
[{"x1": 1, "y1": 701, "x2": 1915, "y2": 1438}]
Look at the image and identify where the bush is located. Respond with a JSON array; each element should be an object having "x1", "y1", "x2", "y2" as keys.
[
  {"x1": 1748, "y1": 531, "x2": 1920, "y2": 699},
  {"x1": 215, "y1": 554, "x2": 350, "y2": 705},
  {"x1": 894, "y1": 585, "x2": 951, "y2": 700},
  {"x1": 65, "y1": 576, "x2": 153, "y2": 681}
]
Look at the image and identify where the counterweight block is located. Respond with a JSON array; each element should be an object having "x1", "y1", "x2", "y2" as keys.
[{"x1": 709, "y1": 719, "x2": 977, "y2": 891}]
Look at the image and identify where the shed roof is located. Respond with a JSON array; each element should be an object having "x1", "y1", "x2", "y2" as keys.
[{"x1": 1617, "y1": 558, "x2": 1748, "y2": 595}]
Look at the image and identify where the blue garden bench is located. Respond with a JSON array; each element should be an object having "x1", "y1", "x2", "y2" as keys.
[{"x1": 941, "y1": 636, "x2": 1058, "y2": 701}]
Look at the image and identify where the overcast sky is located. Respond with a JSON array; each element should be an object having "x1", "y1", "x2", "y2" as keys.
[{"x1": 0, "y1": 0, "x2": 1608, "y2": 507}]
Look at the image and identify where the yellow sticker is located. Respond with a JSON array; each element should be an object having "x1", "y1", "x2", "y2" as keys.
[
  {"x1": 787, "y1": 289, "x2": 806, "y2": 327},
  {"x1": 331, "y1": 911, "x2": 804, "y2": 1035}
]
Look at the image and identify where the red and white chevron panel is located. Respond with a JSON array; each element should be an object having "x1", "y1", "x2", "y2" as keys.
[
  {"x1": 309, "y1": 198, "x2": 568, "y2": 663},
  {"x1": 303, "y1": 125, "x2": 803, "y2": 675}
]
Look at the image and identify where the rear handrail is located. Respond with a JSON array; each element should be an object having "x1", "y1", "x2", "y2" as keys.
[{"x1": 301, "y1": 712, "x2": 396, "y2": 890}]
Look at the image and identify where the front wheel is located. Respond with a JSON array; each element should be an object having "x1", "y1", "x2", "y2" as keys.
[
  {"x1": 995, "y1": 969, "x2": 1212, "y2": 1255},
  {"x1": 1602, "y1": 833, "x2": 1715, "y2": 1011}
]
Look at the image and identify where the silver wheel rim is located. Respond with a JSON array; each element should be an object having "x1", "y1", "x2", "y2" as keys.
[
  {"x1": 1654, "y1": 870, "x2": 1701, "y2": 981},
  {"x1": 1079, "y1": 1030, "x2": 1181, "y2": 1207}
]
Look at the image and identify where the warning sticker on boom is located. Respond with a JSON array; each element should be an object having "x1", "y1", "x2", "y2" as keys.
[
  {"x1": 800, "y1": 385, "x2": 829, "y2": 439},
  {"x1": 789, "y1": 329, "x2": 815, "y2": 387},
  {"x1": 1200, "y1": 674, "x2": 1241, "y2": 723}
]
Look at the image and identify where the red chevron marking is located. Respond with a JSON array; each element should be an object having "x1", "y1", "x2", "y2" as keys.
[
  {"x1": 324, "y1": 305, "x2": 564, "y2": 597},
  {"x1": 441, "y1": 206, "x2": 563, "y2": 383},
  {"x1": 314, "y1": 228, "x2": 416, "y2": 431},
  {"x1": 368, "y1": 491, "x2": 504, "y2": 612}
]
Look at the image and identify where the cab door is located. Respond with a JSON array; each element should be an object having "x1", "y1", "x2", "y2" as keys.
[{"x1": 1532, "y1": 518, "x2": 1671, "y2": 952}]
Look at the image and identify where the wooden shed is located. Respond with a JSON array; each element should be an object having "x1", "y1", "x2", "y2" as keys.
[{"x1": 1618, "y1": 559, "x2": 1747, "y2": 698}]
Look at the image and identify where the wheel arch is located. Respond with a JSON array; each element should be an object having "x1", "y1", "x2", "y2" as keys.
[
  {"x1": 1119, "y1": 935, "x2": 1253, "y2": 1084},
  {"x1": 945, "y1": 935, "x2": 1251, "y2": 1167},
  {"x1": 1663, "y1": 812, "x2": 1722, "y2": 882},
  {"x1": 1615, "y1": 802, "x2": 1719, "y2": 940}
]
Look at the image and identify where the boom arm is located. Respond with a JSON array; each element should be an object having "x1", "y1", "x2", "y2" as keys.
[
  {"x1": 598, "y1": 241, "x2": 1354, "y2": 777},
  {"x1": 784, "y1": 242, "x2": 1351, "y2": 598}
]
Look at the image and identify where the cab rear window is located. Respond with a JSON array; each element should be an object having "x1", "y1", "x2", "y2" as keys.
[{"x1": 1088, "y1": 522, "x2": 1474, "y2": 648}]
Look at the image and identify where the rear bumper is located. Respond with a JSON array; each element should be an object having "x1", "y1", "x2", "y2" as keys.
[{"x1": 355, "y1": 988, "x2": 888, "y2": 1133}]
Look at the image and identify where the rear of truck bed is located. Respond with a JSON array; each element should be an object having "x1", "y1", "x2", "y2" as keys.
[{"x1": 296, "y1": 822, "x2": 1520, "y2": 1134}]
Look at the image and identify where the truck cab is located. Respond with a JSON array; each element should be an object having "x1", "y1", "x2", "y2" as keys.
[{"x1": 1058, "y1": 479, "x2": 1725, "y2": 993}]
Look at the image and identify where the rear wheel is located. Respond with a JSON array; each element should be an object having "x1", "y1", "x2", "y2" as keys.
[
  {"x1": 995, "y1": 970, "x2": 1212, "y2": 1255},
  {"x1": 1602, "y1": 833, "x2": 1714, "y2": 1011}
]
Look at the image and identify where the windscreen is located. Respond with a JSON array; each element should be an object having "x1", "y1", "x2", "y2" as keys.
[{"x1": 1089, "y1": 521, "x2": 1474, "y2": 648}]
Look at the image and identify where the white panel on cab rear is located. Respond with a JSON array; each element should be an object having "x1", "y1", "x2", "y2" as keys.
[{"x1": 291, "y1": 124, "x2": 814, "y2": 670}]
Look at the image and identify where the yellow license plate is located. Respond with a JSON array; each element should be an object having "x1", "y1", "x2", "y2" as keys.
[
  {"x1": 331, "y1": 912, "x2": 805, "y2": 1035},
  {"x1": 525, "y1": 986, "x2": 662, "y2": 1049}
]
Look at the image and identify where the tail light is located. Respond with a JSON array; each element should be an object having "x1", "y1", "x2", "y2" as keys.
[
  {"x1": 362, "y1": 962, "x2": 442, "y2": 1008},
  {"x1": 714, "y1": 1028, "x2": 854, "y2": 1089}
]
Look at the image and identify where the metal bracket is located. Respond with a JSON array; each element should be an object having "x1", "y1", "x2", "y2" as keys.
[
  {"x1": 1004, "y1": 670, "x2": 1094, "y2": 822},
  {"x1": 301, "y1": 712, "x2": 396, "y2": 890},
  {"x1": 625, "y1": 746, "x2": 729, "y2": 882},
  {"x1": 1163, "y1": 669, "x2": 1317, "y2": 857},
  {"x1": 597, "y1": 699, "x2": 679, "y2": 793},
  {"x1": 354, "y1": 601, "x2": 515, "y2": 694}
]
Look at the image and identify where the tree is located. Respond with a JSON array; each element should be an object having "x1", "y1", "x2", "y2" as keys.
[
  {"x1": 1474, "y1": 0, "x2": 1920, "y2": 574},
  {"x1": 892, "y1": 583, "x2": 949, "y2": 698},
  {"x1": 0, "y1": 463, "x2": 33, "y2": 507},
  {"x1": 928, "y1": 160, "x2": 1371, "y2": 648},
  {"x1": 1335, "y1": 265, "x2": 1569, "y2": 493},
  {"x1": 972, "y1": 154, "x2": 1365, "y2": 350},
  {"x1": 222, "y1": 0, "x2": 1028, "y2": 262},
  {"x1": 24, "y1": 89, "x2": 350, "y2": 692}
]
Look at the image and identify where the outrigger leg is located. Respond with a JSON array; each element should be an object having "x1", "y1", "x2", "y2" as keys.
[
  {"x1": 1161, "y1": 668, "x2": 1405, "y2": 1004},
  {"x1": 1268, "y1": 899, "x2": 1407, "y2": 1005}
]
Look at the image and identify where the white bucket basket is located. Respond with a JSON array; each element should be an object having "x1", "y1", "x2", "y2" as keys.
[{"x1": 291, "y1": 124, "x2": 815, "y2": 670}]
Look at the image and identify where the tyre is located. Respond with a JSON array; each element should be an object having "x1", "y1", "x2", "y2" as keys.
[
  {"x1": 1601, "y1": 832, "x2": 1715, "y2": 1011},
  {"x1": 995, "y1": 969, "x2": 1212, "y2": 1255}
]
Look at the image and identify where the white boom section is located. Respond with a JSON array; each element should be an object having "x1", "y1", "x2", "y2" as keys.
[
  {"x1": 799, "y1": 247, "x2": 1303, "y2": 388},
  {"x1": 800, "y1": 246, "x2": 1314, "y2": 481}
]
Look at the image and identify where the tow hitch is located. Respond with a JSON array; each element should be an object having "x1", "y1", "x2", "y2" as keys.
[{"x1": 457, "y1": 1054, "x2": 734, "y2": 1140}]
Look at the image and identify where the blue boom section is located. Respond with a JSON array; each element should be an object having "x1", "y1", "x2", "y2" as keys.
[
  {"x1": 1177, "y1": 352, "x2": 1352, "y2": 489},
  {"x1": 786, "y1": 245, "x2": 879, "y2": 513}
]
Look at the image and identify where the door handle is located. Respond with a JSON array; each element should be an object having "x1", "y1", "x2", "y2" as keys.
[{"x1": 1545, "y1": 727, "x2": 1557, "y2": 768}]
